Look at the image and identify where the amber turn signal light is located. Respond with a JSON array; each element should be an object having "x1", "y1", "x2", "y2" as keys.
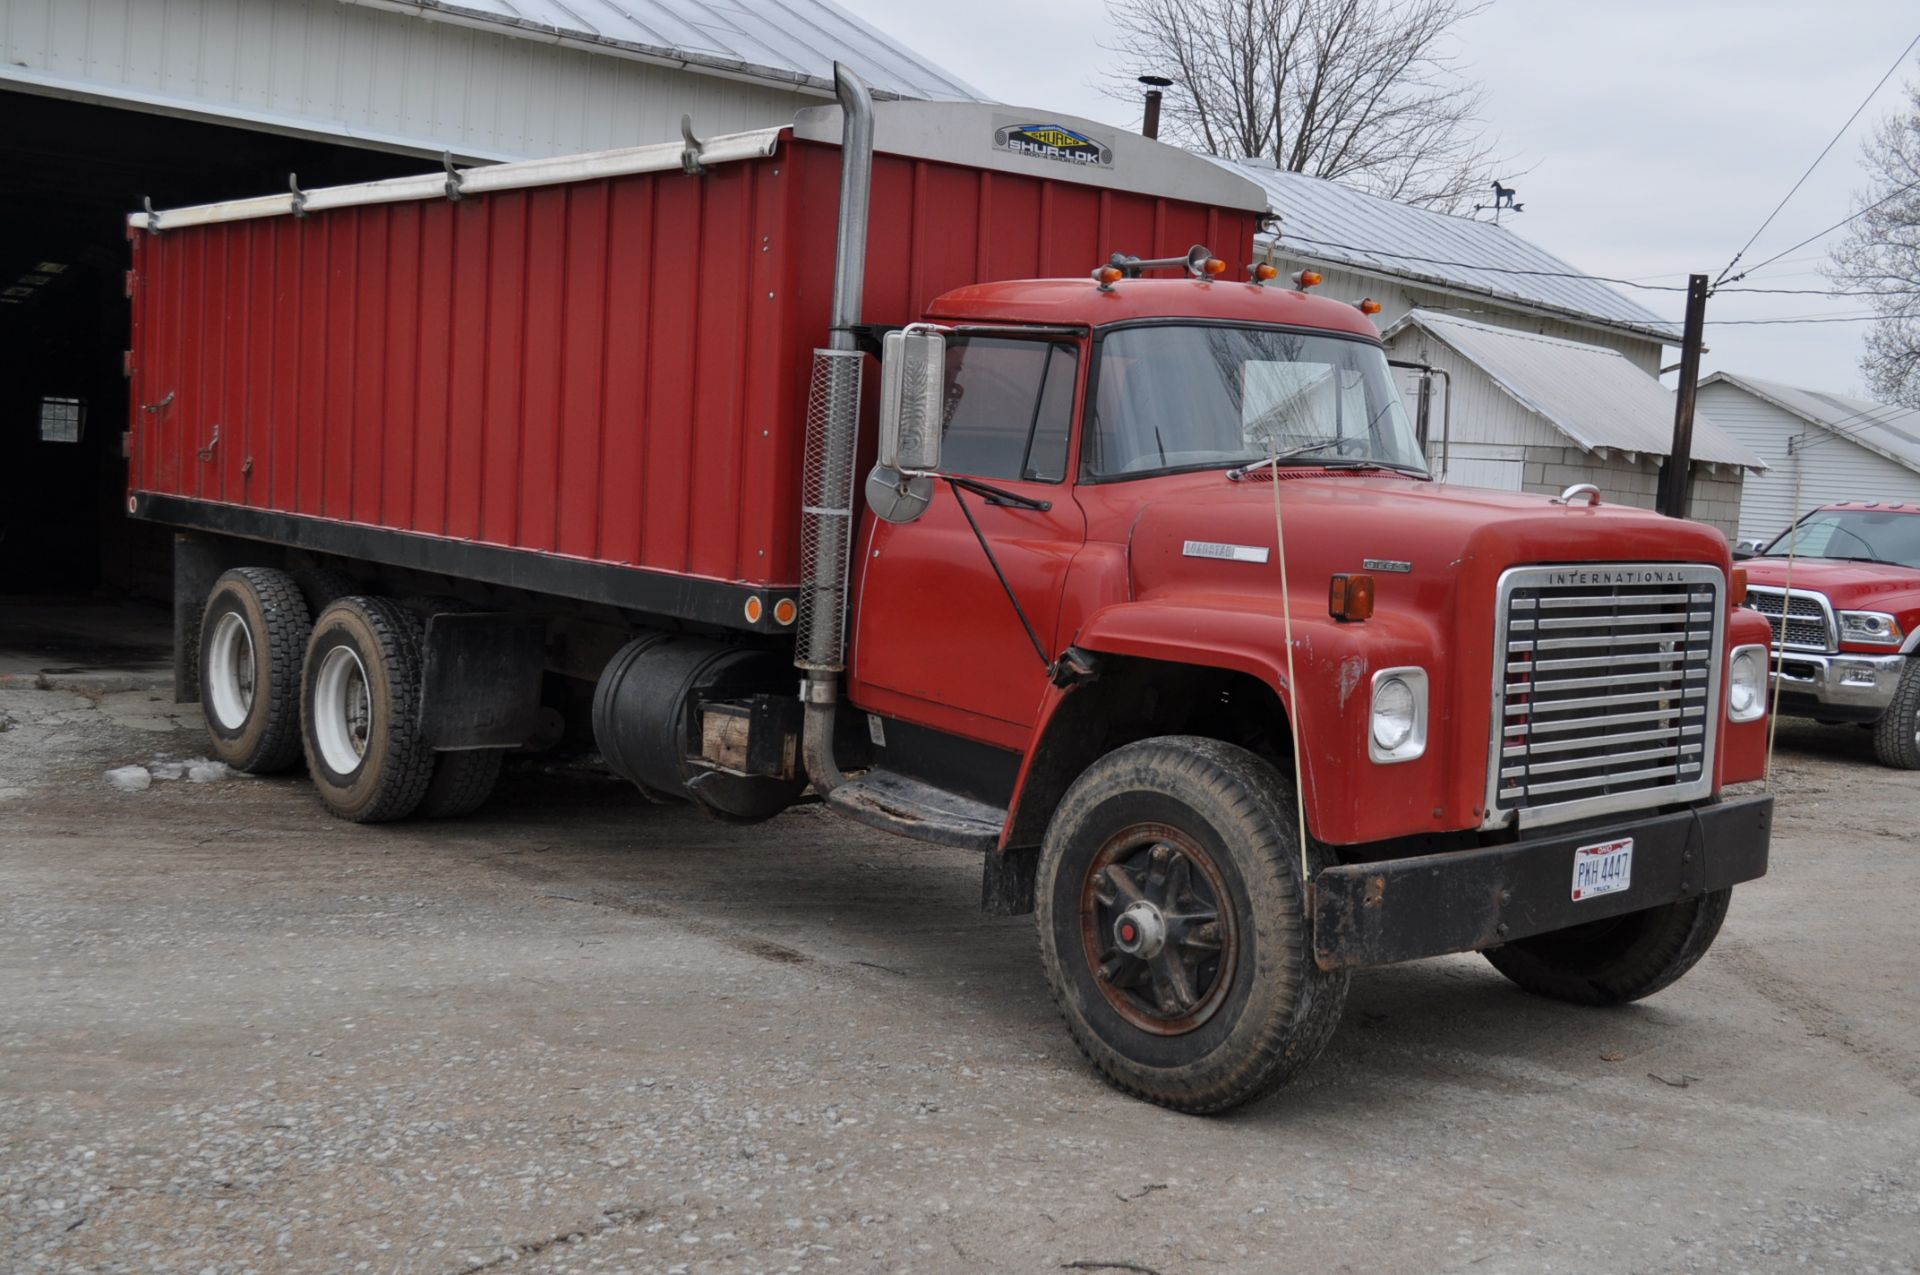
[
  {"x1": 1729, "y1": 567, "x2": 1748, "y2": 606},
  {"x1": 1357, "y1": 298, "x2": 1383, "y2": 315},
  {"x1": 1252, "y1": 262, "x2": 1279, "y2": 282},
  {"x1": 1292, "y1": 269, "x2": 1323, "y2": 290},
  {"x1": 1329, "y1": 573, "x2": 1376, "y2": 622}
]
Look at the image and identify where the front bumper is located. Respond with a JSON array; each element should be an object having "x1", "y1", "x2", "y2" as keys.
[
  {"x1": 1312, "y1": 796, "x2": 1772, "y2": 970},
  {"x1": 1769, "y1": 649, "x2": 1905, "y2": 718}
]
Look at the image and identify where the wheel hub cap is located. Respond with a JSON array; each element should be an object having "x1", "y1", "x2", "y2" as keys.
[
  {"x1": 1080, "y1": 829, "x2": 1237, "y2": 1036},
  {"x1": 1113, "y1": 903, "x2": 1167, "y2": 959}
]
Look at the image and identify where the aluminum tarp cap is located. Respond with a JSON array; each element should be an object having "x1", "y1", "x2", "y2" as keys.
[{"x1": 793, "y1": 100, "x2": 1269, "y2": 212}]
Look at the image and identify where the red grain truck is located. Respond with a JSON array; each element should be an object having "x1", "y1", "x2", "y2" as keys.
[{"x1": 125, "y1": 68, "x2": 1777, "y2": 1113}]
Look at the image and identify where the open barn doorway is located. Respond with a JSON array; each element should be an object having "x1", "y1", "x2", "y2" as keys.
[{"x1": 0, "y1": 89, "x2": 424, "y2": 606}]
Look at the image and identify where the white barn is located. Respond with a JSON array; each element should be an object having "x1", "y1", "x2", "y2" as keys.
[
  {"x1": 1696, "y1": 373, "x2": 1920, "y2": 545},
  {"x1": 1383, "y1": 313, "x2": 1761, "y2": 536}
]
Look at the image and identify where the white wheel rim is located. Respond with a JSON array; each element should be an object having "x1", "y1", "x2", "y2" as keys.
[
  {"x1": 313, "y1": 645, "x2": 373, "y2": 775},
  {"x1": 206, "y1": 612, "x2": 257, "y2": 731}
]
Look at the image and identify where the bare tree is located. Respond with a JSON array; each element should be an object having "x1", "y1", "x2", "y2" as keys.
[
  {"x1": 1103, "y1": 0, "x2": 1497, "y2": 211},
  {"x1": 1827, "y1": 69, "x2": 1920, "y2": 408}
]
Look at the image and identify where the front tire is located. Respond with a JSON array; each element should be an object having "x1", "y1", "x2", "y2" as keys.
[
  {"x1": 1034, "y1": 737, "x2": 1348, "y2": 1114},
  {"x1": 1482, "y1": 889, "x2": 1732, "y2": 1006},
  {"x1": 300, "y1": 597, "x2": 437, "y2": 823},
  {"x1": 199, "y1": 567, "x2": 311, "y2": 773},
  {"x1": 1871, "y1": 659, "x2": 1920, "y2": 769}
]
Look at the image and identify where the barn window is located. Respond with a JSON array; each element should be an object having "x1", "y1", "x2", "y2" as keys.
[{"x1": 39, "y1": 396, "x2": 85, "y2": 444}]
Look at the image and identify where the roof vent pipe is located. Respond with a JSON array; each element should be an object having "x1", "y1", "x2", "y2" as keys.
[{"x1": 795, "y1": 62, "x2": 875, "y2": 796}]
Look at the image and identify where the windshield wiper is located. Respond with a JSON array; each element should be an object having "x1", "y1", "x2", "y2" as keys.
[
  {"x1": 1227, "y1": 438, "x2": 1351, "y2": 480},
  {"x1": 1227, "y1": 442, "x2": 1424, "y2": 481}
]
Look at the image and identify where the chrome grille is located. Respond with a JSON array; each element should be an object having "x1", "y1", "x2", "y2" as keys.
[
  {"x1": 1489, "y1": 565, "x2": 1724, "y2": 826},
  {"x1": 1743, "y1": 585, "x2": 1836, "y2": 652}
]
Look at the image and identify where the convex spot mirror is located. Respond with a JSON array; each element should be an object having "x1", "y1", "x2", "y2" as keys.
[{"x1": 869, "y1": 328, "x2": 946, "y2": 524}]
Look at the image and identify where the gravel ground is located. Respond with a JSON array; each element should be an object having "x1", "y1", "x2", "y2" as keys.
[{"x1": 2, "y1": 683, "x2": 1916, "y2": 1274}]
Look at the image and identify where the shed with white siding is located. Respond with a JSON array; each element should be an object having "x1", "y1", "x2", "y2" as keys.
[
  {"x1": 1383, "y1": 312, "x2": 1763, "y2": 538},
  {"x1": 1696, "y1": 373, "x2": 1920, "y2": 545}
]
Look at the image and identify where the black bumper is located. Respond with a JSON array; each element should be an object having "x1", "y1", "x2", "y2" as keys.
[{"x1": 1312, "y1": 796, "x2": 1772, "y2": 971}]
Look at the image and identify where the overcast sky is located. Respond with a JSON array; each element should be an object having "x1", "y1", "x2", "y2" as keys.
[{"x1": 839, "y1": 0, "x2": 1917, "y2": 394}]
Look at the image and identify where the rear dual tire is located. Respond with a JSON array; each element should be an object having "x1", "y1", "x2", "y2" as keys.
[
  {"x1": 300, "y1": 597, "x2": 440, "y2": 823},
  {"x1": 199, "y1": 568, "x2": 311, "y2": 774}
]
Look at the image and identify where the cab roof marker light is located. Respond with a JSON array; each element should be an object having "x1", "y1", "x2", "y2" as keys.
[
  {"x1": 1251, "y1": 262, "x2": 1279, "y2": 283},
  {"x1": 1292, "y1": 269, "x2": 1322, "y2": 291},
  {"x1": 1357, "y1": 298, "x2": 1383, "y2": 316}
]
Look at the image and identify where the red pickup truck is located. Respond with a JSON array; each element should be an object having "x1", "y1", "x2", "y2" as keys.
[
  {"x1": 1739, "y1": 501, "x2": 1920, "y2": 768},
  {"x1": 124, "y1": 66, "x2": 1776, "y2": 1112}
]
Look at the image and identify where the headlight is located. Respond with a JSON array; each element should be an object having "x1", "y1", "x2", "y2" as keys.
[
  {"x1": 1728, "y1": 644, "x2": 1768, "y2": 723},
  {"x1": 1369, "y1": 667, "x2": 1428, "y2": 763},
  {"x1": 1838, "y1": 610, "x2": 1904, "y2": 646}
]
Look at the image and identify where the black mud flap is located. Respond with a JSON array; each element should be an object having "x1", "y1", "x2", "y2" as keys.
[
  {"x1": 1312, "y1": 797, "x2": 1772, "y2": 970},
  {"x1": 418, "y1": 612, "x2": 545, "y2": 749}
]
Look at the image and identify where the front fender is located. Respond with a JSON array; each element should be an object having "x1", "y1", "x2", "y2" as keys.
[{"x1": 1005, "y1": 594, "x2": 1469, "y2": 849}]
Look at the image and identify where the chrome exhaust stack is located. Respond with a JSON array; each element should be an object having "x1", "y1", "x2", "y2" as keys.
[{"x1": 795, "y1": 62, "x2": 875, "y2": 795}]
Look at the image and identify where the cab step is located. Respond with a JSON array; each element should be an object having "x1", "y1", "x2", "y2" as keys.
[{"x1": 824, "y1": 769, "x2": 1004, "y2": 850}]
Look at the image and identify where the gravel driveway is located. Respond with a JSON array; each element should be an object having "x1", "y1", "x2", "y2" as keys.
[{"x1": 2, "y1": 683, "x2": 1915, "y2": 1274}]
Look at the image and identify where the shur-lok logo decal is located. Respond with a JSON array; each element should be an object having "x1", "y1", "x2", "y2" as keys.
[{"x1": 994, "y1": 122, "x2": 1114, "y2": 167}]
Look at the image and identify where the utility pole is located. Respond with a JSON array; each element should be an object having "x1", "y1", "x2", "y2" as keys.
[
  {"x1": 1658, "y1": 273, "x2": 1710, "y2": 518},
  {"x1": 1139, "y1": 76, "x2": 1172, "y2": 139}
]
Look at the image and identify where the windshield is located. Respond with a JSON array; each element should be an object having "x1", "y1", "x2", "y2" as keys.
[
  {"x1": 1763, "y1": 509, "x2": 1920, "y2": 570},
  {"x1": 1083, "y1": 324, "x2": 1428, "y2": 479}
]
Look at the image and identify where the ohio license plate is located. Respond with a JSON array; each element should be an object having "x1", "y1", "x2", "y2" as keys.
[{"x1": 1571, "y1": 837, "x2": 1633, "y2": 901}]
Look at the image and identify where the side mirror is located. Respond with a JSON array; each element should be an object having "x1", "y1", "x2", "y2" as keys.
[
  {"x1": 1731, "y1": 543, "x2": 1758, "y2": 560},
  {"x1": 878, "y1": 328, "x2": 945, "y2": 474}
]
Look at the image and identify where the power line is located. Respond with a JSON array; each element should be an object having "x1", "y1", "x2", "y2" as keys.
[
  {"x1": 1281, "y1": 233, "x2": 1912, "y2": 305},
  {"x1": 1712, "y1": 28, "x2": 1920, "y2": 287},
  {"x1": 1278, "y1": 233, "x2": 1689, "y2": 291},
  {"x1": 1703, "y1": 314, "x2": 1885, "y2": 325},
  {"x1": 1723, "y1": 176, "x2": 1920, "y2": 286}
]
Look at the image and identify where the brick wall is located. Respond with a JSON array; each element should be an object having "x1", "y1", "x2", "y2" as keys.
[{"x1": 1518, "y1": 445, "x2": 1744, "y2": 539}]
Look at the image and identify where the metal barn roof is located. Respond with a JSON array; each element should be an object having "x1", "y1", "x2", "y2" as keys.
[
  {"x1": 343, "y1": 0, "x2": 984, "y2": 101},
  {"x1": 1698, "y1": 372, "x2": 1920, "y2": 478},
  {"x1": 1390, "y1": 311, "x2": 1763, "y2": 470},
  {"x1": 1215, "y1": 161, "x2": 1678, "y2": 345}
]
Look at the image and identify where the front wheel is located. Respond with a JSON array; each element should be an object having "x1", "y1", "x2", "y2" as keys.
[
  {"x1": 1482, "y1": 889, "x2": 1732, "y2": 1006},
  {"x1": 1034, "y1": 737, "x2": 1348, "y2": 1114},
  {"x1": 1871, "y1": 658, "x2": 1920, "y2": 769}
]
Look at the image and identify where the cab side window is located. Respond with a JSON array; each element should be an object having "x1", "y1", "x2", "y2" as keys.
[{"x1": 940, "y1": 337, "x2": 1080, "y2": 483}]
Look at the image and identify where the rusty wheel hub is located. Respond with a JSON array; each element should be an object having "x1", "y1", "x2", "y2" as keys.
[{"x1": 1080, "y1": 824, "x2": 1237, "y2": 1035}]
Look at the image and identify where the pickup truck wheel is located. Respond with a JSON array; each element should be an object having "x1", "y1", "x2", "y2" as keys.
[
  {"x1": 199, "y1": 567, "x2": 311, "y2": 773},
  {"x1": 1870, "y1": 659, "x2": 1920, "y2": 769},
  {"x1": 1034, "y1": 736, "x2": 1348, "y2": 1114},
  {"x1": 300, "y1": 597, "x2": 436, "y2": 823},
  {"x1": 1482, "y1": 888, "x2": 1732, "y2": 1006}
]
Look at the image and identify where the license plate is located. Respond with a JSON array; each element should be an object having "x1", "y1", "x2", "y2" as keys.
[{"x1": 1571, "y1": 836, "x2": 1633, "y2": 901}]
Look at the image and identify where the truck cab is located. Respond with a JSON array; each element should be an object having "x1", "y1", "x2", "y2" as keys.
[
  {"x1": 819, "y1": 259, "x2": 1777, "y2": 1111},
  {"x1": 1739, "y1": 501, "x2": 1920, "y2": 767}
]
